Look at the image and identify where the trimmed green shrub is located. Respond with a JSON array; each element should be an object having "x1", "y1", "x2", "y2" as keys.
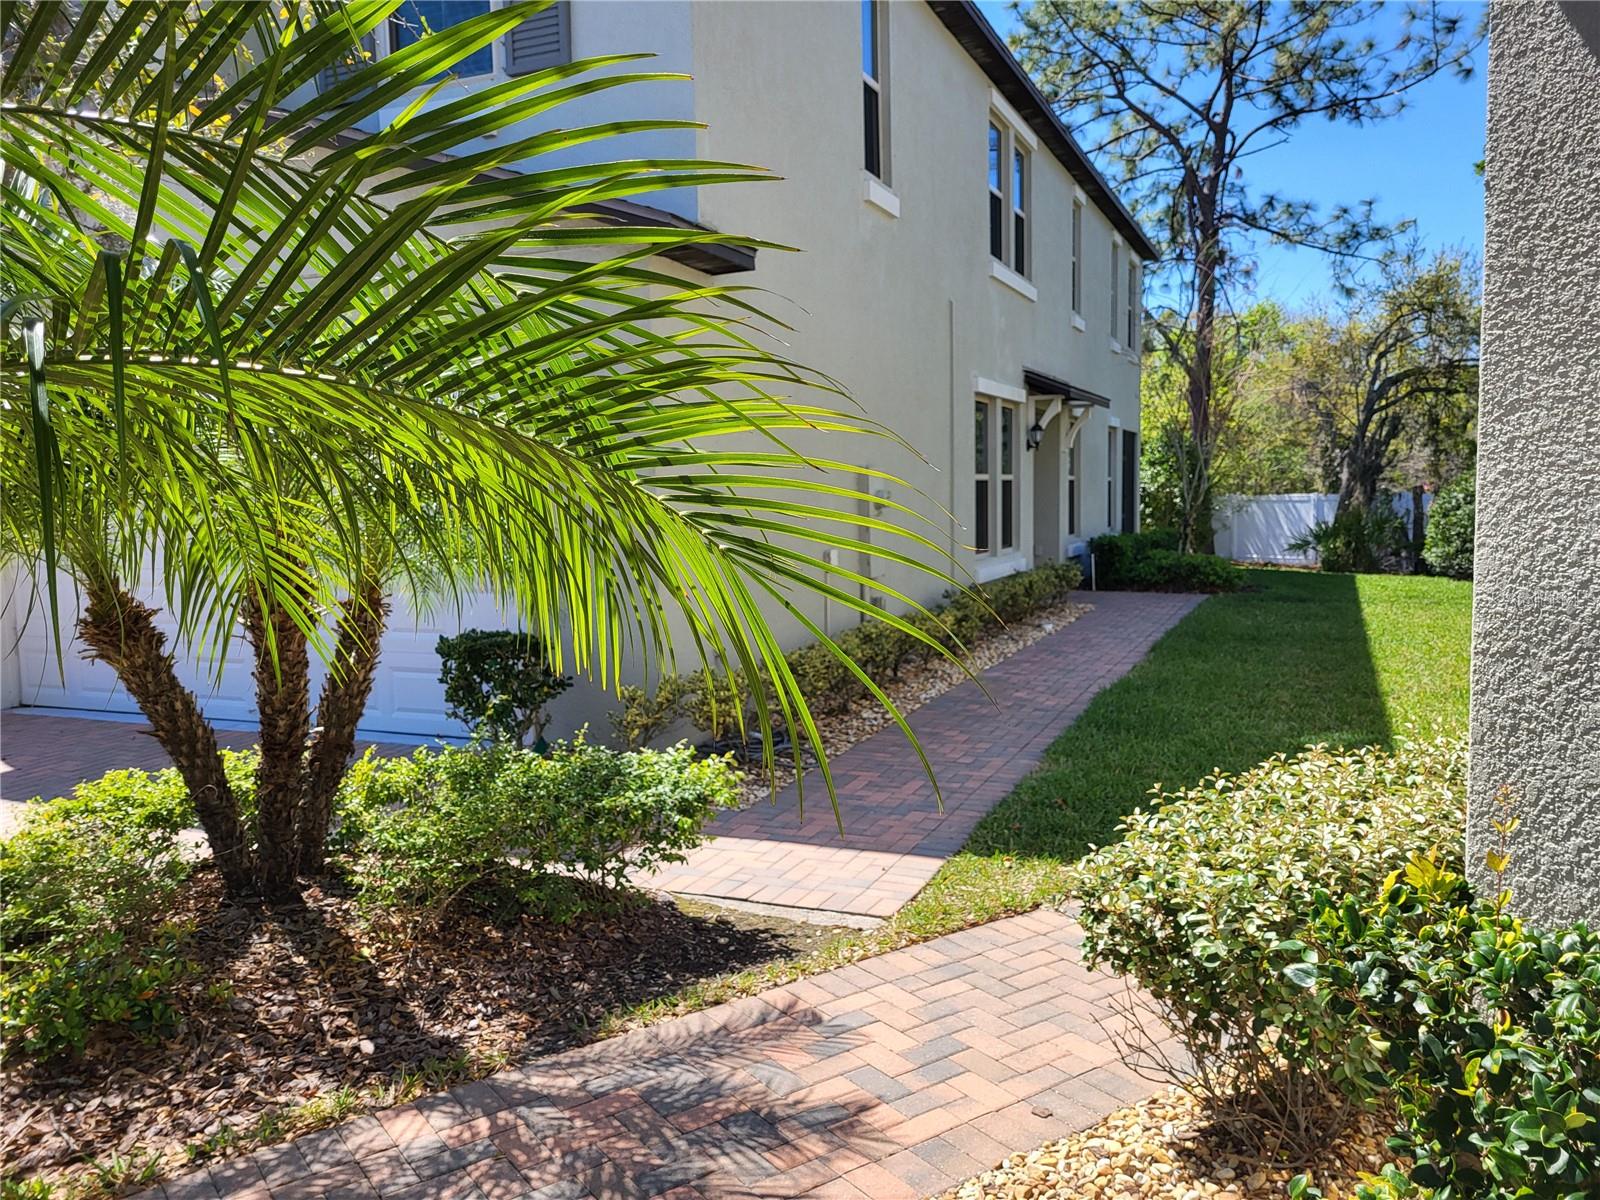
[
  {"x1": 336, "y1": 740, "x2": 739, "y2": 919},
  {"x1": 1089, "y1": 531, "x2": 1241, "y2": 592},
  {"x1": 1284, "y1": 856, "x2": 1599, "y2": 1200},
  {"x1": 1068, "y1": 737, "x2": 1466, "y2": 1156},
  {"x1": 609, "y1": 675, "x2": 693, "y2": 749},
  {"x1": 0, "y1": 753, "x2": 253, "y2": 1057},
  {"x1": 1422, "y1": 474, "x2": 1474, "y2": 580},
  {"x1": 1288, "y1": 502, "x2": 1409, "y2": 574},
  {"x1": 435, "y1": 629, "x2": 572, "y2": 748}
]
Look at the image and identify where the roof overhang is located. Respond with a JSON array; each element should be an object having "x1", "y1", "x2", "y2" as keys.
[
  {"x1": 1024, "y1": 368, "x2": 1111, "y2": 408},
  {"x1": 926, "y1": 1, "x2": 1160, "y2": 262}
]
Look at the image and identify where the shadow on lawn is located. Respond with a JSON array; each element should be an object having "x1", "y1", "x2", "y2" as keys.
[{"x1": 965, "y1": 570, "x2": 1397, "y2": 862}]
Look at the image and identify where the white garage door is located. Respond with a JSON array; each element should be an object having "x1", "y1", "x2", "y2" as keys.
[{"x1": 4, "y1": 568, "x2": 521, "y2": 738}]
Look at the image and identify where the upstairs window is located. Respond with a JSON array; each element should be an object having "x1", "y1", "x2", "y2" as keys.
[
  {"x1": 1070, "y1": 199, "x2": 1084, "y2": 314},
  {"x1": 987, "y1": 115, "x2": 1032, "y2": 278},
  {"x1": 1011, "y1": 148, "x2": 1028, "y2": 274},
  {"x1": 1109, "y1": 241, "x2": 1120, "y2": 339},
  {"x1": 987, "y1": 124, "x2": 1004, "y2": 260},
  {"x1": 390, "y1": 2, "x2": 494, "y2": 78},
  {"x1": 1126, "y1": 259, "x2": 1139, "y2": 349},
  {"x1": 862, "y1": 1, "x2": 887, "y2": 179}
]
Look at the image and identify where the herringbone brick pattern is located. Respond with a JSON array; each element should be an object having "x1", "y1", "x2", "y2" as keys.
[
  {"x1": 640, "y1": 592, "x2": 1203, "y2": 915},
  {"x1": 138, "y1": 909, "x2": 1172, "y2": 1200}
]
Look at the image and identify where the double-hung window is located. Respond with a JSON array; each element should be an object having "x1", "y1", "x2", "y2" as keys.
[
  {"x1": 987, "y1": 124, "x2": 1004, "y2": 261},
  {"x1": 987, "y1": 115, "x2": 1030, "y2": 277},
  {"x1": 975, "y1": 397, "x2": 1020, "y2": 555},
  {"x1": 1070, "y1": 199, "x2": 1084, "y2": 315},
  {"x1": 1126, "y1": 259, "x2": 1139, "y2": 349},
  {"x1": 1011, "y1": 148, "x2": 1028, "y2": 274},
  {"x1": 1106, "y1": 428, "x2": 1119, "y2": 529},
  {"x1": 320, "y1": 1, "x2": 570, "y2": 92},
  {"x1": 862, "y1": 1, "x2": 887, "y2": 179},
  {"x1": 1067, "y1": 432, "x2": 1079, "y2": 537},
  {"x1": 1109, "y1": 241, "x2": 1121, "y2": 341}
]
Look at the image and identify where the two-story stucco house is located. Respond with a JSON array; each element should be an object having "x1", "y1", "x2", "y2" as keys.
[{"x1": 0, "y1": 0, "x2": 1156, "y2": 740}]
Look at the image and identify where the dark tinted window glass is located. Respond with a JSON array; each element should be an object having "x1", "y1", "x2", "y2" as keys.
[{"x1": 391, "y1": 1, "x2": 493, "y2": 77}]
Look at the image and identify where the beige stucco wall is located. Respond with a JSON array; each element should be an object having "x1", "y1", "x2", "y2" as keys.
[
  {"x1": 688, "y1": 0, "x2": 1141, "y2": 636},
  {"x1": 1470, "y1": 0, "x2": 1600, "y2": 925}
]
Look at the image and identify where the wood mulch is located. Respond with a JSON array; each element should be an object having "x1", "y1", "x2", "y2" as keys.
[
  {"x1": 0, "y1": 874, "x2": 847, "y2": 1196},
  {"x1": 932, "y1": 1086, "x2": 1398, "y2": 1200}
]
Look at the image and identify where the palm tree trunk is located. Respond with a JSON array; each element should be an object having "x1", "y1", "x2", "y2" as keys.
[
  {"x1": 299, "y1": 582, "x2": 389, "y2": 873},
  {"x1": 243, "y1": 589, "x2": 311, "y2": 901},
  {"x1": 78, "y1": 580, "x2": 256, "y2": 896}
]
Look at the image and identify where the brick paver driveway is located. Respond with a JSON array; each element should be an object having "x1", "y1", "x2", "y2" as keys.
[
  {"x1": 639, "y1": 591, "x2": 1203, "y2": 917},
  {"x1": 145, "y1": 908, "x2": 1172, "y2": 1200}
]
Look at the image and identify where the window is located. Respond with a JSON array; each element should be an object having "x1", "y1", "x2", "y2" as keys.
[
  {"x1": 1107, "y1": 427, "x2": 1119, "y2": 530},
  {"x1": 975, "y1": 396, "x2": 1020, "y2": 554},
  {"x1": 862, "y1": 1, "x2": 886, "y2": 179},
  {"x1": 1000, "y1": 403, "x2": 1017, "y2": 550},
  {"x1": 1126, "y1": 259, "x2": 1139, "y2": 349},
  {"x1": 987, "y1": 124, "x2": 1004, "y2": 261},
  {"x1": 390, "y1": 2, "x2": 494, "y2": 78},
  {"x1": 987, "y1": 117, "x2": 1031, "y2": 278},
  {"x1": 974, "y1": 401, "x2": 991, "y2": 554},
  {"x1": 1110, "y1": 242, "x2": 1120, "y2": 339},
  {"x1": 1070, "y1": 200, "x2": 1084, "y2": 314},
  {"x1": 1011, "y1": 148, "x2": 1028, "y2": 274},
  {"x1": 1067, "y1": 431, "x2": 1079, "y2": 536}
]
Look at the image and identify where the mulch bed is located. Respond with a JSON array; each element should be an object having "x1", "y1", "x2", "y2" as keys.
[
  {"x1": 1, "y1": 871, "x2": 846, "y2": 1194},
  {"x1": 932, "y1": 1086, "x2": 1396, "y2": 1200}
]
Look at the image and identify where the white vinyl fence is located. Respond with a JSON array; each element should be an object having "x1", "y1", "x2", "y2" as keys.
[{"x1": 1213, "y1": 491, "x2": 1432, "y2": 566}]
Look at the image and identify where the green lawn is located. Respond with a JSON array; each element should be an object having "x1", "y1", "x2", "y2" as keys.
[
  {"x1": 965, "y1": 568, "x2": 1472, "y2": 863},
  {"x1": 611, "y1": 568, "x2": 1473, "y2": 1027}
]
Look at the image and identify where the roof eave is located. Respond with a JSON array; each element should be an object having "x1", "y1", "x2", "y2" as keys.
[{"x1": 926, "y1": 0, "x2": 1160, "y2": 262}]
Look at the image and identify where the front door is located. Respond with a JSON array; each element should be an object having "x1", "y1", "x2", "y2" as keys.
[{"x1": 1121, "y1": 429, "x2": 1139, "y2": 532}]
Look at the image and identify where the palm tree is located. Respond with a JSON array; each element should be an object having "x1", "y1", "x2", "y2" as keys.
[{"x1": 1, "y1": 0, "x2": 956, "y2": 902}]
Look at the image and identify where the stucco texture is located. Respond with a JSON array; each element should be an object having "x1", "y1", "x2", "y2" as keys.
[{"x1": 1470, "y1": 1, "x2": 1600, "y2": 925}]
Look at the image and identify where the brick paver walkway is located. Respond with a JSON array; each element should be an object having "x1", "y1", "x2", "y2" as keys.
[
  {"x1": 641, "y1": 592, "x2": 1203, "y2": 917},
  {"x1": 144, "y1": 909, "x2": 1172, "y2": 1200}
]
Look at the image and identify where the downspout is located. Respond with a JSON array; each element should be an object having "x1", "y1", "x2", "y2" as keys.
[{"x1": 948, "y1": 298, "x2": 957, "y2": 561}]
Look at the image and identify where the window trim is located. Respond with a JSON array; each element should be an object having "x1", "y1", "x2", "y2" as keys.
[
  {"x1": 862, "y1": 0, "x2": 888, "y2": 181},
  {"x1": 974, "y1": 390, "x2": 1024, "y2": 556},
  {"x1": 1125, "y1": 258, "x2": 1139, "y2": 351},
  {"x1": 987, "y1": 122, "x2": 1004, "y2": 262},
  {"x1": 1070, "y1": 196, "x2": 1084, "y2": 317},
  {"x1": 987, "y1": 116, "x2": 1032, "y2": 280},
  {"x1": 1011, "y1": 145, "x2": 1028, "y2": 275}
]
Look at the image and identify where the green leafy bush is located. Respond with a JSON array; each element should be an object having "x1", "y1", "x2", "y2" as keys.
[
  {"x1": 1288, "y1": 502, "x2": 1409, "y2": 574},
  {"x1": 1284, "y1": 855, "x2": 1599, "y2": 1200},
  {"x1": 1089, "y1": 530, "x2": 1241, "y2": 592},
  {"x1": 1068, "y1": 737, "x2": 1466, "y2": 1156},
  {"x1": 0, "y1": 754, "x2": 252, "y2": 1057},
  {"x1": 617, "y1": 560, "x2": 1083, "y2": 745},
  {"x1": 435, "y1": 629, "x2": 572, "y2": 748},
  {"x1": 336, "y1": 740, "x2": 739, "y2": 918},
  {"x1": 1422, "y1": 474, "x2": 1474, "y2": 580}
]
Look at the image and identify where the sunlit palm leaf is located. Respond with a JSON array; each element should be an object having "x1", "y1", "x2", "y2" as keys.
[{"x1": 0, "y1": 0, "x2": 965, "y2": 820}]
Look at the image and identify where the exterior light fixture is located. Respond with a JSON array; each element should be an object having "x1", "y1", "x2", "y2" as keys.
[{"x1": 1025, "y1": 418, "x2": 1045, "y2": 451}]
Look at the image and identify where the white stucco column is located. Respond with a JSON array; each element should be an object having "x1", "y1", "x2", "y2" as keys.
[{"x1": 1471, "y1": 1, "x2": 1600, "y2": 924}]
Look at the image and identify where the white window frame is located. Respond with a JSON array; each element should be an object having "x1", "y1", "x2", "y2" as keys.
[
  {"x1": 1126, "y1": 258, "x2": 1139, "y2": 351},
  {"x1": 382, "y1": 1, "x2": 499, "y2": 80},
  {"x1": 986, "y1": 110, "x2": 1034, "y2": 281},
  {"x1": 1066, "y1": 427, "x2": 1080, "y2": 536},
  {"x1": 973, "y1": 385, "x2": 1026, "y2": 559},
  {"x1": 1109, "y1": 238, "x2": 1121, "y2": 348},
  {"x1": 862, "y1": 0, "x2": 888, "y2": 183},
  {"x1": 1106, "y1": 424, "x2": 1119, "y2": 531},
  {"x1": 1070, "y1": 193, "x2": 1085, "y2": 321}
]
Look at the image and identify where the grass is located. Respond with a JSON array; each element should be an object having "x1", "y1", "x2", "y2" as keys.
[{"x1": 605, "y1": 568, "x2": 1473, "y2": 1032}]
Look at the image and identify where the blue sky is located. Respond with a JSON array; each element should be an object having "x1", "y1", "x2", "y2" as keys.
[{"x1": 976, "y1": 2, "x2": 1488, "y2": 311}]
